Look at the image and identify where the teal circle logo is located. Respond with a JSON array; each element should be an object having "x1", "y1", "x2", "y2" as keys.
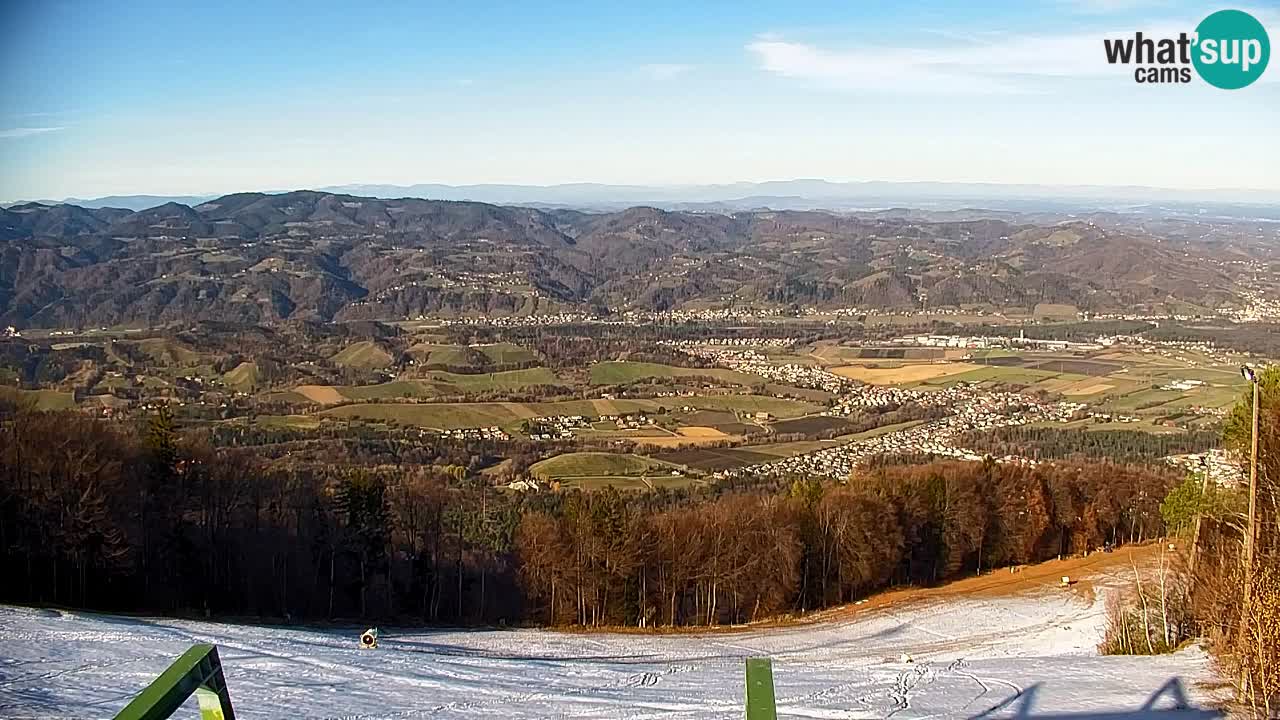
[{"x1": 1193, "y1": 9, "x2": 1270, "y2": 89}]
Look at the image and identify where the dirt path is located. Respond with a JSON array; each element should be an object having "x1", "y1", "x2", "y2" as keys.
[
  {"x1": 567, "y1": 542, "x2": 1166, "y2": 636},
  {"x1": 779, "y1": 543, "x2": 1164, "y2": 630}
]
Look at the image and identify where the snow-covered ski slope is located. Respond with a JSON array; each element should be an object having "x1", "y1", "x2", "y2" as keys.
[{"x1": 1, "y1": 569, "x2": 1222, "y2": 719}]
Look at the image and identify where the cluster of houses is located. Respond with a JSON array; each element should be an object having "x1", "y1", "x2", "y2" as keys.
[
  {"x1": 1166, "y1": 448, "x2": 1243, "y2": 488},
  {"x1": 620, "y1": 307, "x2": 784, "y2": 323},
  {"x1": 434, "y1": 312, "x2": 597, "y2": 327},
  {"x1": 675, "y1": 337, "x2": 796, "y2": 348},
  {"x1": 1089, "y1": 412, "x2": 1143, "y2": 424},
  {"x1": 524, "y1": 412, "x2": 661, "y2": 442},
  {"x1": 600, "y1": 413, "x2": 655, "y2": 430},
  {"x1": 1223, "y1": 287, "x2": 1280, "y2": 323},
  {"x1": 720, "y1": 391, "x2": 1089, "y2": 480},
  {"x1": 526, "y1": 415, "x2": 592, "y2": 441},
  {"x1": 1160, "y1": 379, "x2": 1207, "y2": 392},
  {"x1": 437, "y1": 426, "x2": 510, "y2": 441},
  {"x1": 665, "y1": 344, "x2": 856, "y2": 394}
]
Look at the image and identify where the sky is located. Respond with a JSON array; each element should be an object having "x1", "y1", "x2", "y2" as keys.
[{"x1": 1, "y1": 0, "x2": 1278, "y2": 201}]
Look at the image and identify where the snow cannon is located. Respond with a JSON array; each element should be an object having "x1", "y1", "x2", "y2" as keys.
[
  {"x1": 899, "y1": 653, "x2": 914, "y2": 664},
  {"x1": 360, "y1": 628, "x2": 379, "y2": 649},
  {"x1": 1060, "y1": 576, "x2": 1071, "y2": 587}
]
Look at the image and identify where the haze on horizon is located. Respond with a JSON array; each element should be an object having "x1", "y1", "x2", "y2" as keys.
[{"x1": 2, "y1": 0, "x2": 1278, "y2": 202}]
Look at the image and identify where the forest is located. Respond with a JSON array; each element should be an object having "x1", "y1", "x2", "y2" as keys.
[
  {"x1": 958, "y1": 426, "x2": 1220, "y2": 463},
  {"x1": 0, "y1": 402, "x2": 1183, "y2": 628}
]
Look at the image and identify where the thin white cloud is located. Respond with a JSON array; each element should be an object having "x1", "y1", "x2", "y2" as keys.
[
  {"x1": 0, "y1": 126, "x2": 64, "y2": 139},
  {"x1": 747, "y1": 21, "x2": 1200, "y2": 94},
  {"x1": 1058, "y1": 0, "x2": 1166, "y2": 14},
  {"x1": 639, "y1": 63, "x2": 692, "y2": 79}
]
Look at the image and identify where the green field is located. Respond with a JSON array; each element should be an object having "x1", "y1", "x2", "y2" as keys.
[
  {"x1": 222, "y1": 361, "x2": 259, "y2": 392},
  {"x1": 0, "y1": 387, "x2": 77, "y2": 410},
  {"x1": 530, "y1": 452, "x2": 699, "y2": 490},
  {"x1": 331, "y1": 341, "x2": 394, "y2": 369},
  {"x1": 131, "y1": 338, "x2": 202, "y2": 365},
  {"x1": 427, "y1": 367, "x2": 560, "y2": 391},
  {"x1": 324, "y1": 402, "x2": 522, "y2": 429},
  {"x1": 590, "y1": 361, "x2": 756, "y2": 386},
  {"x1": 925, "y1": 366, "x2": 1082, "y2": 387},
  {"x1": 530, "y1": 451, "x2": 679, "y2": 479},
  {"x1": 301, "y1": 368, "x2": 561, "y2": 403},
  {"x1": 338, "y1": 380, "x2": 446, "y2": 401},
  {"x1": 320, "y1": 394, "x2": 819, "y2": 430},
  {"x1": 414, "y1": 342, "x2": 538, "y2": 370}
]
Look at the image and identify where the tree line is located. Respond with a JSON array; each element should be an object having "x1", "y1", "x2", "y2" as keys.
[
  {"x1": 1, "y1": 401, "x2": 1183, "y2": 628},
  {"x1": 958, "y1": 426, "x2": 1220, "y2": 464}
]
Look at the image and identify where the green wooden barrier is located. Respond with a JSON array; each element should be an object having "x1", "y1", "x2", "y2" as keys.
[
  {"x1": 745, "y1": 657, "x2": 777, "y2": 720},
  {"x1": 114, "y1": 644, "x2": 235, "y2": 720}
]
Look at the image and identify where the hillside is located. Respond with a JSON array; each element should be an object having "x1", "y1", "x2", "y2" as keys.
[
  {"x1": 0, "y1": 190, "x2": 1268, "y2": 328},
  {"x1": 0, "y1": 550, "x2": 1222, "y2": 719}
]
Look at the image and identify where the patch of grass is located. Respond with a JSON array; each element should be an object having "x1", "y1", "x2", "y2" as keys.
[
  {"x1": 476, "y1": 342, "x2": 538, "y2": 366},
  {"x1": 222, "y1": 361, "x2": 259, "y2": 392},
  {"x1": 322, "y1": 402, "x2": 521, "y2": 430},
  {"x1": 927, "y1": 365, "x2": 1070, "y2": 387},
  {"x1": 132, "y1": 338, "x2": 202, "y2": 365},
  {"x1": 0, "y1": 387, "x2": 76, "y2": 410},
  {"x1": 340, "y1": 380, "x2": 444, "y2": 401},
  {"x1": 331, "y1": 341, "x2": 394, "y2": 370},
  {"x1": 427, "y1": 367, "x2": 559, "y2": 391},
  {"x1": 319, "y1": 394, "x2": 817, "y2": 430},
  {"x1": 531, "y1": 452, "x2": 681, "y2": 481}
]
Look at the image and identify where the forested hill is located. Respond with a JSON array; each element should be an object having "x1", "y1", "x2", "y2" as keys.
[
  {"x1": 0, "y1": 190, "x2": 1257, "y2": 327},
  {"x1": 0, "y1": 406, "x2": 1180, "y2": 626}
]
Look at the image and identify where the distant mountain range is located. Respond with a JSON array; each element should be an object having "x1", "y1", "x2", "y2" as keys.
[
  {"x1": 1, "y1": 189, "x2": 1271, "y2": 329},
  {"x1": 9, "y1": 180, "x2": 1280, "y2": 218}
]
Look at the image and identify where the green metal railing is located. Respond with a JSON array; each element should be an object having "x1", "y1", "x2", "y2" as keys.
[
  {"x1": 114, "y1": 643, "x2": 772, "y2": 720},
  {"x1": 745, "y1": 657, "x2": 777, "y2": 720},
  {"x1": 114, "y1": 644, "x2": 235, "y2": 720}
]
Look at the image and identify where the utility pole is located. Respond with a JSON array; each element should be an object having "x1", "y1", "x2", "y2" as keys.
[
  {"x1": 1237, "y1": 365, "x2": 1260, "y2": 700},
  {"x1": 1242, "y1": 366, "x2": 1260, "y2": 588},
  {"x1": 1188, "y1": 464, "x2": 1211, "y2": 576}
]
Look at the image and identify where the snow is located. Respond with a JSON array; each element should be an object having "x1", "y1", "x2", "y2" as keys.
[{"x1": 0, "y1": 579, "x2": 1223, "y2": 719}]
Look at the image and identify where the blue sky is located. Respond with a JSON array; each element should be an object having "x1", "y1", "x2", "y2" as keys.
[{"x1": 2, "y1": 0, "x2": 1277, "y2": 200}]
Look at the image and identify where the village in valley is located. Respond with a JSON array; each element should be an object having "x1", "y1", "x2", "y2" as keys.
[{"x1": 4, "y1": 311, "x2": 1261, "y2": 494}]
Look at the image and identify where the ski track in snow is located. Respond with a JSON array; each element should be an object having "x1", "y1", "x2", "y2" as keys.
[{"x1": 0, "y1": 585, "x2": 1223, "y2": 719}]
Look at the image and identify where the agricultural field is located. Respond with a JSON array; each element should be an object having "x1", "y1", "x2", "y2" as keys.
[
  {"x1": 530, "y1": 451, "x2": 679, "y2": 479},
  {"x1": 411, "y1": 342, "x2": 538, "y2": 370},
  {"x1": 589, "y1": 361, "x2": 756, "y2": 386},
  {"x1": 424, "y1": 367, "x2": 561, "y2": 391},
  {"x1": 222, "y1": 361, "x2": 259, "y2": 392},
  {"x1": 129, "y1": 337, "x2": 203, "y2": 366},
  {"x1": 330, "y1": 341, "x2": 394, "y2": 369},
  {"x1": 319, "y1": 394, "x2": 817, "y2": 432},
  {"x1": 0, "y1": 387, "x2": 76, "y2": 411},
  {"x1": 769, "y1": 415, "x2": 854, "y2": 435},
  {"x1": 657, "y1": 433, "x2": 859, "y2": 472},
  {"x1": 286, "y1": 368, "x2": 561, "y2": 405},
  {"x1": 832, "y1": 362, "x2": 983, "y2": 385},
  {"x1": 1032, "y1": 302, "x2": 1079, "y2": 320},
  {"x1": 923, "y1": 365, "x2": 1084, "y2": 387},
  {"x1": 529, "y1": 452, "x2": 698, "y2": 490},
  {"x1": 322, "y1": 402, "x2": 531, "y2": 429}
]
